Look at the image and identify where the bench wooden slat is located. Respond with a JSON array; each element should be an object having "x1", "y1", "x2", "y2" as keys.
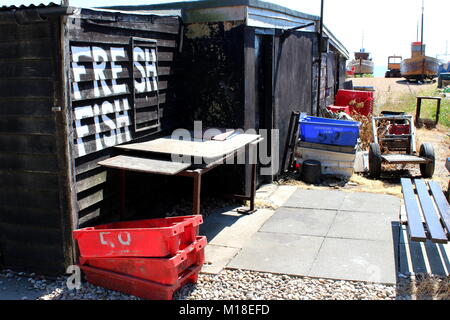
[
  {"x1": 401, "y1": 178, "x2": 427, "y2": 242},
  {"x1": 414, "y1": 179, "x2": 448, "y2": 243},
  {"x1": 429, "y1": 180, "x2": 450, "y2": 238}
]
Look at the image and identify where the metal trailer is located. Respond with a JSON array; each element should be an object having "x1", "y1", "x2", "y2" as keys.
[
  {"x1": 0, "y1": 3, "x2": 182, "y2": 275},
  {"x1": 369, "y1": 114, "x2": 435, "y2": 179}
]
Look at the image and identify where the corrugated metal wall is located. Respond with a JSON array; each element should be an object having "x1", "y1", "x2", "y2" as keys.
[{"x1": 0, "y1": 19, "x2": 67, "y2": 274}]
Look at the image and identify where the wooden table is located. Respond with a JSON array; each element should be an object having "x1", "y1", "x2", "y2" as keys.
[{"x1": 98, "y1": 134, "x2": 262, "y2": 217}]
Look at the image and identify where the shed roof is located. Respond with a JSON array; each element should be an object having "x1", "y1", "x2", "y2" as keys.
[
  {"x1": 102, "y1": 0, "x2": 349, "y2": 59},
  {"x1": 104, "y1": 0, "x2": 319, "y2": 21}
]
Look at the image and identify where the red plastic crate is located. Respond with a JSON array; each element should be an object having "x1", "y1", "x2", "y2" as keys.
[
  {"x1": 335, "y1": 89, "x2": 374, "y2": 116},
  {"x1": 327, "y1": 105, "x2": 351, "y2": 115},
  {"x1": 80, "y1": 264, "x2": 201, "y2": 300},
  {"x1": 73, "y1": 215, "x2": 203, "y2": 258},
  {"x1": 388, "y1": 124, "x2": 410, "y2": 135},
  {"x1": 79, "y1": 236, "x2": 207, "y2": 285}
]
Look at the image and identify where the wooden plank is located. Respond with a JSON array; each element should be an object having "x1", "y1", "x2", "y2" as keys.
[
  {"x1": 0, "y1": 170, "x2": 59, "y2": 190},
  {"x1": 77, "y1": 189, "x2": 107, "y2": 212},
  {"x1": 429, "y1": 180, "x2": 450, "y2": 238},
  {"x1": 0, "y1": 205, "x2": 61, "y2": 229},
  {"x1": 401, "y1": 178, "x2": 427, "y2": 242},
  {"x1": 0, "y1": 23, "x2": 53, "y2": 42},
  {"x1": 81, "y1": 19, "x2": 180, "y2": 35},
  {"x1": 0, "y1": 187, "x2": 60, "y2": 209},
  {"x1": 71, "y1": 80, "x2": 168, "y2": 101},
  {"x1": 76, "y1": 170, "x2": 108, "y2": 193},
  {"x1": 70, "y1": 46, "x2": 173, "y2": 62},
  {"x1": 70, "y1": 65, "x2": 171, "y2": 83},
  {"x1": 68, "y1": 29, "x2": 177, "y2": 48},
  {"x1": 0, "y1": 79, "x2": 54, "y2": 98},
  {"x1": 75, "y1": 152, "x2": 111, "y2": 176},
  {"x1": 0, "y1": 99, "x2": 53, "y2": 116},
  {"x1": 0, "y1": 134, "x2": 56, "y2": 154},
  {"x1": 0, "y1": 222, "x2": 62, "y2": 245},
  {"x1": 414, "y1": 179, "x2": 448, "y2": 243},
  {"x1": 0, "y1": 116, "x2": 55, "y2": 135},
  {"x1": 116, "y1": 134, "x2": 261, "y2": 159},
  {"x1": 0, "y1": 153, "x2": 58, "y2": 173},
  {"x1": 0, "y1": 39, "x2": 54, "y2": 60},
  {"x1": 98, "y1": 155, "x2": 191, "y2": 175},
  {"x1": 0, "y1": 60, "x2": 54, "y2": 78}
]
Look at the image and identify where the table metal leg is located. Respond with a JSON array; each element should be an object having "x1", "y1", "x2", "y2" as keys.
[
  {"x1": 192, "y1": 172, "x2": 202, "y2": 215},
  {"x1": 119, "y1": 169, "x2": 126, "y2": 220}
]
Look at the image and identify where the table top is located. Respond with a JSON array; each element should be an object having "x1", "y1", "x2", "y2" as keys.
[
  {"x1": 115, "y1": 133, "x2": 261, "y2": 159},
  {"x1": 98, "y1": 155, "x2": 191, "y2": 175}
]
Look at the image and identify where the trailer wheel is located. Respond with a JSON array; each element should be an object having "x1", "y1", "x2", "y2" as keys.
[
  {"x1": 419, "y1": 143, "x2": 435, "y2": 178},
  {"x1": 369, "y1": 143, "x2": 382, "y2": 179}
]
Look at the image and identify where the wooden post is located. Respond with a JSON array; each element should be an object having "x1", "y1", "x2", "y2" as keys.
[
  {"x1": 436, "y1": 98, "x2": 441, "y2": 125},
  {"x1": 415, "y1": 97, "x2": 422, "y2": 128}
]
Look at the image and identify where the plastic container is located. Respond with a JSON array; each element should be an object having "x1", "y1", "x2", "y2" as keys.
[
  {"x1": 299, "y1": 116, "x2": 360, "y2": 147},
  {"x1": 73, "y1": 215, "x2": 203, "y2": 258},
  {"x1": 79, "y1": 236, "x2": 206, "y2": 285},
  {"x1": 335, "y1": 89, "x2": 374, "y2": 116},
  {"x1": 301, "y1": 160, "x2": 321, "y2": 184},
  {"x1": 295, "y1": 146, "x2": 357, "y2": 177},
  {"x1": 80, "y1": 264, "x2": 201, "y2": 300}
]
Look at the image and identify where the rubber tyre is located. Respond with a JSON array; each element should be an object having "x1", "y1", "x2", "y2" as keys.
[
  {"x1": 419, "y1": 143, "x2": 435, "y2": 178},
  {"x1": 369, "y1": 143, "x2": 382, "y2": 179}
]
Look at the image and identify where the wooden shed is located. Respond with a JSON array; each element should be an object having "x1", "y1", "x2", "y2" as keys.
[
  {"x1": 107, "y1": 0, "x2": 350, "y2": 184},
  {"x1": 0, "y1": 3, "x2": 182, "y2": 275}
]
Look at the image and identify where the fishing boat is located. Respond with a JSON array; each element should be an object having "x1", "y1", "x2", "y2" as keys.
[
  {"x1": 348, "y1": 49, "x2": 374, "y2": 75},
  {"x1": 400, "y1": 0, "x2": 439, "y2": 81},
  {"x1": 401, "y1": 42, "x2": 439, "y2": 81}
]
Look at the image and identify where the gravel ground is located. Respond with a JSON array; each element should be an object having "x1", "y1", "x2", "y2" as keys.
[{"x1": 0, "y1": 268, "x2": 405, "y2": 301}]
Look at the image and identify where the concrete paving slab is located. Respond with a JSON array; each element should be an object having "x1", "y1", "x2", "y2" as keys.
[
  {"x1": 228, "y1": 232, "x2": 324, "y2": 276},
  {"x1": 327, "y1": 210, "x2": 398, "y2": 242},
  {"x1": 202, "y1": 245, "x2": 240, "y2": 274},
  {"x1": 399, "y1": 241, "x2": 450, "y2": 276},
  {"x1": 202, "y1": 209, "x2": 275, "y2": 249},
  {"x1": 267, "y1": 186, "x2": 297, "y2": 207},
  {"x1": 260, "y1": 207, "x2": 337, "y2": 237},
  {"x1": 308, "y1": 238, "x2": 397, "y2": 284},
  {"x1": 340, "y1": 192, "x2": 400, "y2": 217},
  {"x1": 255, "y1": 184, "x2": 278, "y2": 201},
  {"x1": 283, "y1": 189, "x2": 346, "y2": 210}
]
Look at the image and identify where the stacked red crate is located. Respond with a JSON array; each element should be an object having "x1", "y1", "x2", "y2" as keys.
[
  {"x1": 73, "y1": 215, "x2": 205, "y2": 300},
  {"x1": 334, "y1": 89, "x2": 374, "y2": 116}
]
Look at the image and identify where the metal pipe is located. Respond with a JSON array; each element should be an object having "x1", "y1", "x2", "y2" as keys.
[{"x1": 316, "y1": 0, "x2": 324, "y2": 116}]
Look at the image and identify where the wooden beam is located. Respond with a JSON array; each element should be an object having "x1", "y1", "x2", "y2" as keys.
[
  {"x1": 414, "y1": 179, "x2": 448, "y2": 243},
  {"x1": 401, "y1": 178, "x2": 427, "y2": 242}
]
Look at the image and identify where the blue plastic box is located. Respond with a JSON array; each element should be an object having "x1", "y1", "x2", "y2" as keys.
[{"x1": 299, "y1": 116, "x2": 360, "y2": 147}]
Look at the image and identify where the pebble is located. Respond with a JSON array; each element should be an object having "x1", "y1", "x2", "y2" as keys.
[{"x1": 0, "y1": 268, "x2": 445, "y2": 300}]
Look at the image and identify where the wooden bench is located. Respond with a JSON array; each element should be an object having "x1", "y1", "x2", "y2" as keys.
[{"x1": 401, "y1": 178, "x2": 450, "y2": 244}]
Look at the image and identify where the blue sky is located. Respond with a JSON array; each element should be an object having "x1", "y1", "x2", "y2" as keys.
[{"x1": 4, "y1": 0, "x2": 450, "y2": 76}]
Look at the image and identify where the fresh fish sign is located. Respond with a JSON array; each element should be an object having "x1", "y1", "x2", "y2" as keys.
[{"x1": 70, "y1": 41, "x2": 159, "y2": 157}]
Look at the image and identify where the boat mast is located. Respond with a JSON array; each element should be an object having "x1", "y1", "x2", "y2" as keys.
[{"x1": 420, "y1": 0, "x2": 424, "y2": 56}]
